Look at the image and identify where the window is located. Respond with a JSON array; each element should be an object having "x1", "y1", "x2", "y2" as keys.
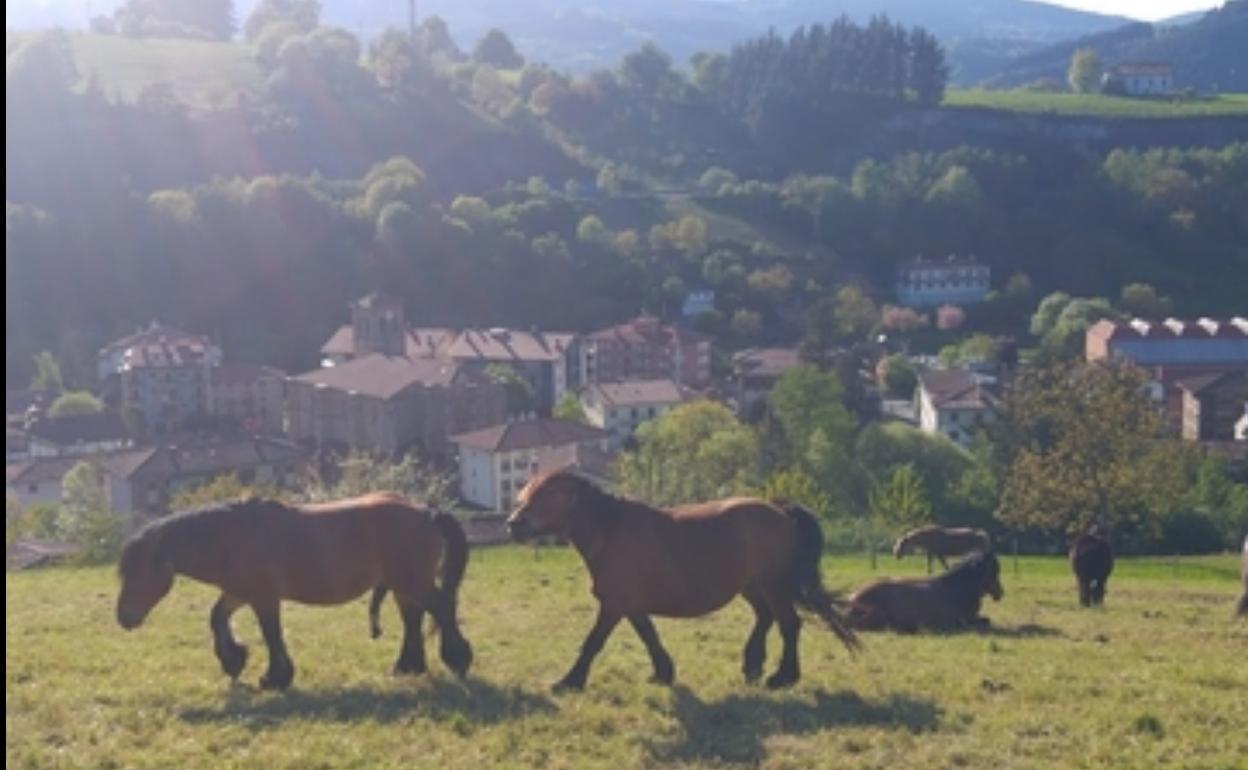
[
  {"x1": 500, "y1": 458, "x2": 511, "y2": 472},
  {"x1": 647, "y1": 407, "x2": 656, "y2": 418},
  {"x1": 501, "y1": 479, "x2": 512, "y2": 492},
  {"x1": 630, "y1": 408, "x2": 639, "y2": 420}
]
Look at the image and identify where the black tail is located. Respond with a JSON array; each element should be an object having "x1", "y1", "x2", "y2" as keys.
[
  {"x1": 784, "y1": 504, "x2": 861, "y2": 654},
  {"x1": 1237, "y1": 591, "x2": 1247, "y2": 619},
  {"x1": 434, "y1": 512, "x2": 469, "y2": 608}
]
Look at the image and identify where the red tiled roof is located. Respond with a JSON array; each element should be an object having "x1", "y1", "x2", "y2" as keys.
[
  {"x1": 450, "y1": 419, "x2": 607, "y2": 453},
  {"x1": 582, "y1": 379, "x2": 685, "y2": 407},
  {"x1": 292, "y1": 354, "x2": 466, "y2": 400},
  {"x1": 444, "y1": 329, "x2": 575, "y2": 363},
  {"x1": 320, "y1": 326, "x2": 455, "y2": 358},
  {"x1": 920, "y1": 370, "x2": 995, "y2": 410}
]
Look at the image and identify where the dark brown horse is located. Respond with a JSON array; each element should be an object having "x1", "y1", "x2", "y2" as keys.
[
  {"x1": 1070, "y1": 529, "x2": 1114, "y2": 607},
  {"x1": 505, "y1": 470, "x2": 859, "y2": 691},
  {"x1": 847, "y1": 551, "x2": 1004, "y2": 632},
  {"x1": 892, "y1": 526, "x2": 992, "y2": 573},
  {"x1": 116, "y1": 494, "x2": 472, "y2": 689}
]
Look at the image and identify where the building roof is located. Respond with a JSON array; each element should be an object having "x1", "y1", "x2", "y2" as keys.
[
  {"x1": 534, "y1": 441, "x2": 615, "y2": 483},
  {"x1": 732, "y1": 347, "x2": 803, "y2": 379},
  {"x1": 583, "y1": 379, "x2": 685, "y2": 407},
  {"x1": 27, "y1": 411, "x2": 131, "y2": 447},
  {"x1": 292, "y1": 354, "x2": 466, "y2": 400},
  {"x1": 898, "y1": 255, "x2": 987, "y2": 273},
  {"x1": 587, "y1": 316, "x2": 709, "y2": 346},
  {"x1": 1089, "y1": 317, "x2": 1248, "y2": 342},
  {"x1": 210, "y1": 362, "x2": 285, "y2": 387},
  {"x1": 1178, "y1": 369, "x2": 1248, "y2": 396},
  {"x1": 450, "y1": 419, "x2": 608, "y2": 453},
  {"x1": 99, "y1": 322, "x2": 210, "y2": 356},
  {"x1": 121, "y1": 336, "x2": 217, "y2": 370},
  {"x1": 320, "y1": 325, "x2": 455, "y2": 358},
  {"x1": 124, "y1": 436, "x2": 307, "y2": 481},
  {"x1": 7, "y1": 447, "x2": 158, "y2": 486},
  {"x1": 6, "y1": 390, "x2": 49, "y2": 419},
  {"x1": 354, "y1": 292, "x2": 403, "y2": 311},
  {"x1": 444, "y1": 328, "x2": 575, "y2": 363},
  {"x1": 1110, "y1": 63, "x2": 1172, "y2": 76},
  {"x1": 919, "y1": 370, "x2": 996, "y2": 411}
]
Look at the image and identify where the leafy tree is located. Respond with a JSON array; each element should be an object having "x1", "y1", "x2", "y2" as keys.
[
  {"x1": 855, "y1": 422, "x2": 971, "y2": 517},
  {"x1": 993, "y1": 361, "x2": 1182, "y2": 535},
  {"x1": 769, "y1": 365, "x2": 856, "y2": 477},
  {"x1": 936, "y1": 304, "x2": 965, "y2": 331},
  {"x1": 616, "y1": 401, "x2": 757, "y2": 505},
  {"x1": 939, "y1": 333, "x2": 1000, "y2": 368},
  {"x1": 1067, "y1": 47, "x2": 1103, "y2": 93},
  {"x1": 244, "y1": 0, "x2": 318, "y2": 42},
  {"x1": 30, "y1": 351, "x2": 64, "y2": 393},
  {"x1": 473, "y1": 29, "x2": 524, "y2": 69},
  {"x1": 305, "y1": 452, "x2": 456, "y2": 509},
  {"x1": 730, "y1": 309, "x2": 763, "y2": 342},
  {"x1": 800, "y1": 287, "x2": 878, "y2": 367},
  {"x1": 880, "y1": 305, "x2": 928, "y2": 335},
  {"x1": 171, "y1": 473, "x2": 282, "y2": 511},
  {"x1": 47, "y1": 391, "x2": 103, "y2": 418},
  {"x1": 552, "y1": 393, "x2": 588, "y2": 424},
  {"x1": 877, "y1": 353, "x2": 917, "y2": 397},
  {"x1": 575, "y1": 215, "x2": 610, "y2": 244},
  {"x1": 908, "y1": 27, "x2": 948, "y2": 105},
  {"x1": 760, "y1": 468, "x2": 835, "y2": 519},
  {"x1": 115, "y1": 0, "x2": 236, "y2": 40},
  {"x1": 620, "y1": 43, "x2": 674, "y2": 93},
  {"x1": 59, "y1": 461, "x2": 130, "y2": 562},
  {"x1": 870, "y1": 463, "x2": 932, "y2": 532},
  {"x1": 486, "y1": 363, "x2": 536, "y2": 416},
  {"x1": 1119, "y1": 283, "x2": 1173, "y2": 319}
]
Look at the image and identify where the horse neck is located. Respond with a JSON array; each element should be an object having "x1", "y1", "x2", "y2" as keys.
[{"x1": 566, "y1": 489, "x2": 618, "y2": 565}]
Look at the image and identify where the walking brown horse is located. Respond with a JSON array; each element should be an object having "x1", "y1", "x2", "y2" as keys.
[
  {"x1": 116, "y1": 494, "x2": 472, "y2": 689},
  {"x1": 848, "y1": 551, "x2": 1004, "y2": 632},
  {"x1": 893, "y1": 526, "x2": 992, "y2": 573},
  {"x1": 505, "y1": 470, "x2": 859, "y2": 691},
  {"x1": 1070, "y1": 528, "x2": 1114, "y2": 607}
]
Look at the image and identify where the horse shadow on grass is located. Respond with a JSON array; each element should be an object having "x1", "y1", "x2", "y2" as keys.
[
  {"x1": 646, "y1": 685, "x2": 942, "y2": 766},
  {"x1": 951, "y1": 622, "x2": 1064, "y2": 639},
  {"x1": 179, "y1": 676, "x2": 556, "y2": 732}
]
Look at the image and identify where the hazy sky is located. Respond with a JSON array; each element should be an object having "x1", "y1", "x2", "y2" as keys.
[{"x1": 1042, "y1": 0, "x2": 1222, "y2": 21}]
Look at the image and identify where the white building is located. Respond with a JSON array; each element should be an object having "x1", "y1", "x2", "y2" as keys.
[
  {"x1": 896, "y1": 256, "x2": 990, "y2": 309},
  {"x1": 451, "y1": 419, "x2": 610, "y2": 513},
  {"x1": 1104, "y1": 63, "x2": 1174, "y2": 96},
  {"x1": 915, "y1": 370, "x2": 997, "y2": 448},
  {"x1": 580, "y1": 379, "x2": 686, "y2": 449}
]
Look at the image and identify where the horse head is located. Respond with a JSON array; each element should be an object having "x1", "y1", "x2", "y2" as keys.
[
  {"x1": 892, "y1": 534, "x2": 912, "y2": 559},
  {"x1": 507, "y1": 469, "x2": 596, "y2": 542},
  {"x1": 977, "y1": 552, "x2": 1004, "y2": 601},
  {"x1": 116, "y1": 527, "x2": 174, "y2": 630}
]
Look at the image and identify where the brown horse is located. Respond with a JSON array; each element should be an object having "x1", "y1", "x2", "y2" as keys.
[
  {"x1": 505, "y1": 470, "x2": 859, "y2": 691},
  {"x1": 116, "y1": 494, "x2": 472, "y2": 689},
  {"x1": 893, "y1": 526, "x2": 992, "y2": 573},
  {"x1": 1237, "y1": 534, "x2": 1247, "y2": 618},
  {"x1": 1070, "y1": 529, "x2": 1114, "y2": 607},
  {"x1": 848, "y1": 551, "x2": 1004, "y2": 632}
]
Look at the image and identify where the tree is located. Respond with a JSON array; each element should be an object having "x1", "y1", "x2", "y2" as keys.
[
  {"x1": 993, "y1": 361, "x2": 1182, "y2": 535},
  {"x1": 870, "y1": 463, "x2": 932, "y2": 532},
  {"x1": 115, "y1": 0, "x2": 236, "y2": 40},
  {"x1": 59, "y1": 461, "x2": 129, "y2": 562},
  {"x1": 616, "y1": 401, "x2": 757, "y2": 505},
  {"x1": 473, "y1": 29, "x2": 524, "y2": 69},
  {"x1": 244, "y1": 0, "x2": 318, "y2": 42},
  {"x1": 769, "y1": 365, "x2": 856, "y2": 476},
  {"x1": 486, "y1": 363, "x2": 536, "y2": 416},
  {"x1": 30, "y1": 351, "x2": 64, "y2": 393},
  {"x1": 935, "y1": 304, "x2": 965, "y2": 331},
  {"x1": 47, "y1": 391, "x2": 104, "y2": 418},
  {"x1": 1119, "y1": 283, "x2": 1173, "y2": 319},
  {"x1": 620, "y1": 43, "x2": 673, "y2": 93},
  {"x1": 553, "y1": 393, "x2": 588, "y2": 424},
  {"x1": 1067, "y1": 47, "x2": 1102, "y2": 94},
  {"x1": 731, "y1": 309, "x2": 763, "y2": 342},
  {"x1": 877, "y1": 354, "x2": 917, "y2": 397},
  {"x1": 800, "y1": 287, "x2": 878, "y2": 367},
  {"x1": 171, "y1": 473, "x2": 281, "y2": 511},
  {"x1": 880, "y1": 305, "x2": 928, "y2": 335},
  {"x1": 908, "y1": 27, "x2": 948, "y2": 106},
  {"x1": 760, "y1": 468, "x2": 835, "y2": 519}
]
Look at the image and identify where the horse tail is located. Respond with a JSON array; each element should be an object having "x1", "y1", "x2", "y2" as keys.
[
  {"x1": 784, "y1": 504, "x2": 861, "y2": 655},
  {"x1": 434, "y1": 512, "x2": 468, "y2": 605}
]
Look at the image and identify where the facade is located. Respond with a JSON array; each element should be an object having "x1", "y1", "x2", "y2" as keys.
[
  {"x1": 582, "y1": 316, "x2": 711, "y2": 387},
  {"x1": 731, "y1": 347, "x2": 803, "y2": 414},
  {"x1": 209, "y1": 363, "x2": 286, "y2": 435},
  {"x1": 896, "y1": 256, "x2": 990, "y2": 309},
  {"x1": 25, "y1": 411, "x2": 133, "y2": 458},
  {"x1": 98, "y1": 323, "x2": 222, "y2": 436},
  {"x1": 1104, "y1": 63, "x2": 1174, "y2": 96},
  {"x1": 681, "y1": 290, "x2": 716, "y2": 320},
  {"x1": 915, "y1": 370, "x2": 996, "y2": 448},
  {"x1": 1179, "y1": 370, "x2": 1248, "y2": 443},
  {"x1": 451, "y1": 419, "x2": 609, "y2": 513},
  {"x1": 286, "y1": 354, "x2": 506, "y2": 457},
  {"x1": 580, "y1": 379, "x2": 686, "y2": 449}
]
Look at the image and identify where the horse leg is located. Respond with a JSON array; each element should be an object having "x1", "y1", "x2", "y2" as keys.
[
  {"x1": 937, "y1": 554, "x2": 949, "y2": 571},
  {"x1": 741, "y1": 590, "x2": 773, "y2": 684},
  {"x1": 763, "y1": 590, "x2": 802, "y2": 689},
  {"x1": 926, "y1": 553, "x2": 934, "y2": 575},
  {"x1": 555, "y1": 606, "x2": 620, "y2": 692},
  {"x1": 391, "y1": 593, "x2": 428, "y2": 676},
  {"x1": 210, "y1": 593, "x2": 247, "y2": 679},
  {"x1": 369, "y1": 586, "x2": 388, "y2": 639},
  {"x1": 252, "y1": 601, "x2": 295, "y2": 690},
  {"x1": 1078, "y1": 579, "x2": 1091, "y2": 607},
  {"x1": 628, "y1": 615, "x2": 675, "y2": 685},
  {"x1": 427, "y1": 587, "x2": 472, "y2": 678}
]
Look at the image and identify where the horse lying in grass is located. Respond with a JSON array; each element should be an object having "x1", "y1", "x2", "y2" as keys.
[
  {"x1": 892, "y1": 526, "x2": 992, "y2": 573},
  {"x1": 847, "y1": 551, "x2": 1004, "y2": 632},
  {"x1": 116, "y1": 494, "x2": 472, "y2": 690},
  {"x1": 505, "y1": 470, "x2": 860, "y2": 691}
]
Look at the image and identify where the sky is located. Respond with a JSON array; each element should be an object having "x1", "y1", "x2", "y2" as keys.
[{"x1": 1041, "y1": 0, "x2": 1222, "y2": 21}]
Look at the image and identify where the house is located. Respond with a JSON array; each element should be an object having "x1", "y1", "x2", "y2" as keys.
[
  {"x1": 320, "y1": 294, "x2": 454, "y2": 366},
  {"x1": 1103, "y1": 63, "x2": 1173, "y2": 96},
  {"x1": 286, "y1": 354, "x2": 506, "y2": 457},
  {"x1": 6, "y1": 447, "x2": 154, "y2": 512},
  {"x1": 209, "y1": 362, "x2": 285, "y2": 436},
  {"x1": 582, "y1": 316, "x2": 711, "y2": 387},
  {"x1": 1179, "y1": 370, "x2": 1248, "y2": 443},
  {"x1": 25, "y1": 410, "x2": 134, "y2": 458},
  {"x1": 98, "y1": 323, "x2": 222, "y2": 435},
  {"x1": 450, "y1": 419, "x2": 609, "y2": 513},
  {"x1": 1086, "y1": 317, "x2": 1248, "y2": 430},
  {"x1": 895, "y1": 256, "x2": 990, "y2": 309},
  {"x1": 580, "y1": 379, "x2": 686, "y2": 449},
  {"x1": 681, "y1": 290, "x2": 716, "y2": 320},
  {"x1": 915, "y1": 370, "x2": 996, "y2": 448},
  {"x1": 731, "y1": 347, "x2": 803, "y2": 414}
]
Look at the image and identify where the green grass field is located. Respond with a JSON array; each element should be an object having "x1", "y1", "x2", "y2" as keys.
[
  {"x1": 944, "y1": 89, "x2": 1248, "y2": 118},
  {"x1": 7, "y1": 549, "x2": 1246, "y2": 770}
]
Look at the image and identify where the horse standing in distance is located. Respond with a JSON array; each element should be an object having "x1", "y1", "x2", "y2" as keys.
[
  {"x1": 847, "y1": 551, "x2": 1004, "y2": 632},
  {"x1": 506, "y1": 470, "x2": 860, "y2": 691},
  {"x1": 892, "y1": 526, "x2": 992, "y2": 573},
  {"x1": 116, "y1": 494, "x2": 472, "y2": 690},
  {"x1": 1070, "y1": 528, "x2": 1114, "y2": 608}
]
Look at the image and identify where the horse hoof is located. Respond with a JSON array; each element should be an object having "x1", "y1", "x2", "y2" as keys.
[
  {"x1": 259, "y1": 669, "x2": 294, "y2": 690},
  {"x1": 392, "y1": 662, "x2": 427, "y2": 677},
  {"x1": 649, "y1": 671, "x2": 675, "y2": 686},
  {"x1": 552, "y1": 678, "x2": 584, "y2": 693},
  {"x1": 765, "y1": 672, "x2": 798, "y2": 690},
  {"x1": 744, "y1": 668, "x2": 763, "y2": 684}
]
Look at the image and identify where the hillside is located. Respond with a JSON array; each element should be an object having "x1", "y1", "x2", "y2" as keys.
[{"x1": 981, "y1": 1, "x2": 1248, "y2": 91}]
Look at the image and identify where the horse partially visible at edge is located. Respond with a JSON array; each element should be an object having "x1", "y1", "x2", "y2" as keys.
[
  {"x1": 505, "y1": 470, "x2": 860, "y2": 691},
  {"x1": 1237, "y1": 534, "x2": 1247, "y2": 618},
  {"x1": 116, "y1": 493, "x2": 472, "y2": 689},
  {"x1": 892, "y1": 526, "x2": 992, "y2": 573},
  {"x1": 847, "y1": 551, "x2": 1004, "y2": 632}
]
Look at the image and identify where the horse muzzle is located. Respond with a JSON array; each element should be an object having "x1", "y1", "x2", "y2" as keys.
[
  {"x1": 507, "y1": 518, "x2": 533, "y2": 542},
  {"x1": 116, "y1": 605, "x2": 145, "y2": 630}
]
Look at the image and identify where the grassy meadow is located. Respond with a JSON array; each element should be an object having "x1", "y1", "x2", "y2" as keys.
[
  {"x1": 944, "y1": 89, "x2": 1248, "y2": 118},
  {"x1": 7, "y1": 548, "x2": 1246, "y2": 770}
]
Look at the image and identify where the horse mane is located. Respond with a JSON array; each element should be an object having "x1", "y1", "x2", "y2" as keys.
[
  {"x1": 936, "y1": 551, "x2": 996, "y2": 592},
  {"x1": 118, "y1": 497, "x2": 281, "y2": 576}
]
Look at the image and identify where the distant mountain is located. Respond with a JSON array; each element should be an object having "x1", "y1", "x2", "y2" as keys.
[
  {"x1": 6, "y1": 0, "x2": 1132, "y2": 81},
  {"x1": 980, "y1": 1, "x2": 1248, "y2": 91}
]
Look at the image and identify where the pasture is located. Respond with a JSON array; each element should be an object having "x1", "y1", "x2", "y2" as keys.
[
  {"x1": 7, "y1": 548, "x2": 1246, "y2": 770},
  {"x1": 943, "y1": 89, "x2": 1248, "y2": 118}
]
